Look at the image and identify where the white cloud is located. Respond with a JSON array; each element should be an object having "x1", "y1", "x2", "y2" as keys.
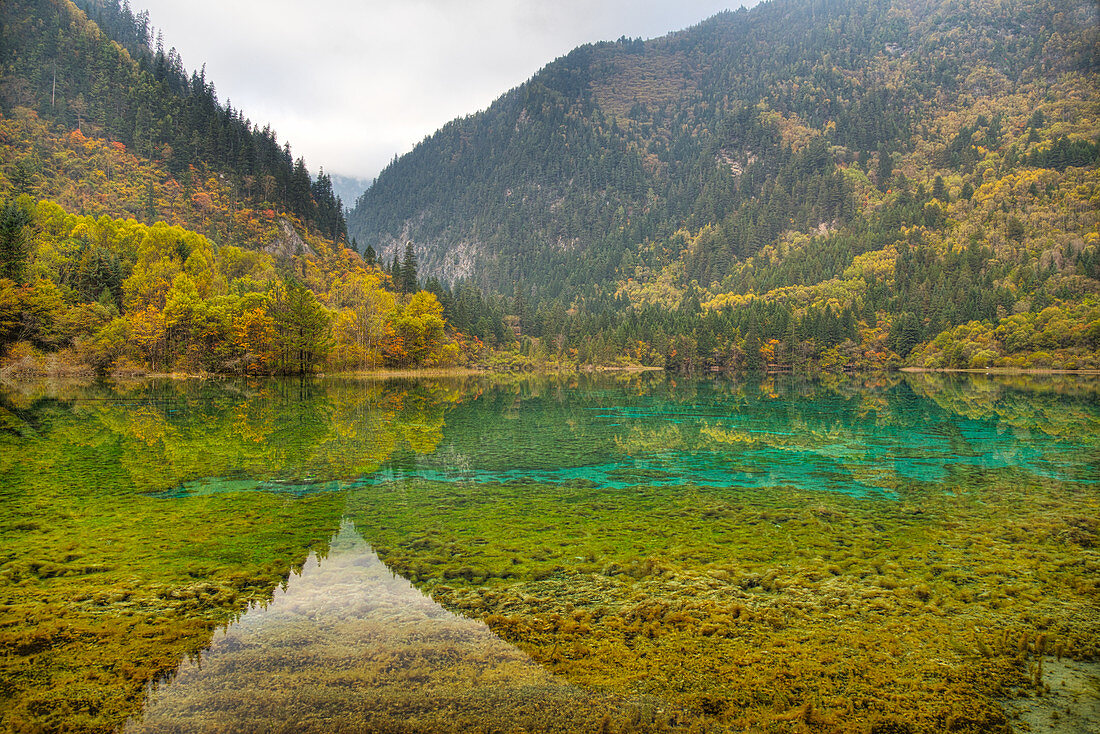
[{"x1": 133, "y1": 0, "x2": 753, "y2": 182}]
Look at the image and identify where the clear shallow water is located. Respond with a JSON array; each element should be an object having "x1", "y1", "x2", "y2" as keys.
[
  {"x1": 1, "y1": 372, "x2": 1098, "y2": 733},
  {"x1": 143, "y1": 374, "x2": 1098, "y2": 500},
  {"x1": 126, "y1": 521, "x2": 626, "y2": 733}
]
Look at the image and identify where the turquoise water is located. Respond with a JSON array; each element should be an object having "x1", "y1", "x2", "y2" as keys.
[{"x1": 153, "y1": 374, "x2": 1098, "y2": 499}]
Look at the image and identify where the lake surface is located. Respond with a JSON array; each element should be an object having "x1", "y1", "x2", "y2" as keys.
[{"x1": 1, "y1": 372, "x2": 1098, "y2": 733}]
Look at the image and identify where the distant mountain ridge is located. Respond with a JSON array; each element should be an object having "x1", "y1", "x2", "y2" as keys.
[
  {"x1": 331, "y1": 174, "x2": 372, "y2": 216},
  {"x1": 349, "y1": 0, "x2": 1094, "y2": 294}
]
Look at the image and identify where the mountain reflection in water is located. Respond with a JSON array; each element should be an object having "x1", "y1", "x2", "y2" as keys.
[{"x1": 126, "y1": 521, "x2": 630, "y2": 733}]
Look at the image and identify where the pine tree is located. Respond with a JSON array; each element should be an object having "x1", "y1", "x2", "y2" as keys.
[
  {"x1": 402, "y1": 242, "x2": 418, "y2": 294},
  {"x1": 271, "y1": 279, "x2": 331, "y2": 374},
  {"x1": 931, "y1": 175, "x2": 947, "y2": 202},
  {"x1": 0, "y1": 200, "x2": 32, "y2": 284},
  {"x1": 391, "y1": 255, "x2": 402, "y2": 292},
  {"x1": 876, "y1": 147, "x2": 894, "y2": 191}
]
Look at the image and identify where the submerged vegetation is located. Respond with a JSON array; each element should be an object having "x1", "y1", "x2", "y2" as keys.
[
  {"x1": 1, "y1": 373, "x2": 1097, "y2": 732},
  {"x1": 351, "y1": 474, "x2": 1099, "y2": 732},
  {"x1": 0, "y1": 0, "x2": 1097, "y2": 731},
  {"x1": 0, "y1": 377, "x2": 464, "y2": 731},
  {"x1": 128, "y1": 521, "x2": 652, "y2": 734}
]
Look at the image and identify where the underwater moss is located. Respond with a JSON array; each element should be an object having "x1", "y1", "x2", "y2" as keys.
[
  {"x1": 2, "y1": 373, "x2": 1098, "y2": 732},
  {"x1": 345, "y1": 470, "x2": 1099, "y2": 733},
  {"x1": 0, "y1": 488, "x2": 345, "y2": 733}
]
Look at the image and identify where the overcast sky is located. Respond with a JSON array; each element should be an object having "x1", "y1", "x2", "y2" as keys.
[{"x1": 132, "y1": 1, "x2": 752, "y2": 185}]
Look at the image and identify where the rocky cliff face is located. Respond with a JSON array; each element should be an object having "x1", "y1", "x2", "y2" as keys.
[{"x1": 265, "y1": 219, "x2": 318, "y2": 262}]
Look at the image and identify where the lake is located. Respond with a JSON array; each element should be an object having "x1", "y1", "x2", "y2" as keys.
[{"x1": 1, "y1": 372, "x2": 1097, "y2": 733}]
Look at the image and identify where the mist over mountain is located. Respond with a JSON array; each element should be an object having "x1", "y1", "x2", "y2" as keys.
[{"x1": 331, "y1": 174, "x2": 373, "y2": 215}]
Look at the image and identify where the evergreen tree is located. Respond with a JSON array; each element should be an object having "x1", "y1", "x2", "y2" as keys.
[
  {"x1": 0, "y1": 199, "x2": 32, "y2": 284},
  {"x1": 391, "y1": 254, "x2": 402, "y2": 292},
  {"x1": 271, "y1": 279, "x2": 331, "y2": 374},
  {"x1": 876, "y1": 147, "x2": 894, "y2": 191},
  {"x1": 931, "y1": 175, "x2": 947, "y2": 202},
  {"x1": 402, "y1": 242, "x2": 418, "y2": 294}
]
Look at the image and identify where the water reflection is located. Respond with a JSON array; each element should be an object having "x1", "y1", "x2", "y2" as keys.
[
  {"x1": 126, "y1": 521, "x2": 631, "y2": 734},
  {"x1": 2, "y1": 373, "x2": 1099, "y2": 733},
  {"x1": 351, "y1": 374, "x2": 1100, "y2": 496},
  {"x1": 93, "y1": 373, "x2": 1096, "y2": 501},
  {"x1": 3, "y1": 374, "x2": 1095, "y2": 502}
]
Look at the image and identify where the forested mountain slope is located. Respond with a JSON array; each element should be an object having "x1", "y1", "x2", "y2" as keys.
[
  {"x1": 0, "y1": 0, "x2": 475, "y2": 375},
  {"x1": 349, "y1": 0, "x2": 1100, "y2": 370},
  {"x1": 1, "y1": 0, "x2": 347, "y2": 242}
]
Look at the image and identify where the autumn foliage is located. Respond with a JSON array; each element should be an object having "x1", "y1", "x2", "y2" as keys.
[{"x1": 0, "y1": 197, "x2": 473, "y2": 375}]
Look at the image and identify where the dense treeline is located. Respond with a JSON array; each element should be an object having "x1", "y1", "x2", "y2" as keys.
[
  {"x1": 350, "y1": 0, "x2": 1099, "y2": 371},
  {"x1": 0, "y1": 0, "x2": 347, "y2": 242},
  {"x1": 0, "y1": 195, "x2": 477, "y2": 375},
  {"x1": 0, "y1": 0, "x2": 450, "y2": 376},
  {"x1": 0, "y1": 110, "x2": 300, "y2": 250}
]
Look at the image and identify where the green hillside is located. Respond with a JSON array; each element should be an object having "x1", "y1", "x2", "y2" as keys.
[
  {"x1": 1, "y1": 0, "x2": 348, "y2": 242},
  {"x1": 349, "y1": 0, "x2": 1100, "y2": 370},
  {"x1": 0, "y1": 0, "x2": 478, "y2": 376}
]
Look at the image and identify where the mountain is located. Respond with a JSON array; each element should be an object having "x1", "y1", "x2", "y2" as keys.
[
  {"x1": 349, "y1": 0, "x2": 1100, "y2": 370},
  {"x1": 1, "y1": 0, "x2": 349, "y2": 243},
  {"x1": 330, "y1": 174, "x2": 372, "y2": 215},
  {"x1": 0, "y1": 0, "x2": 476, "y2": 376}
]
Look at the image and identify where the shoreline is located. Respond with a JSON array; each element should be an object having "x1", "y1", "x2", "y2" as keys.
[
  {"x1": 898, "y1": 367, "x2": 1100, "y2": 376},
  {"x1": 0, "y1": 364, "x2": 666, "y2": 383},
  {"x1": 5, "y1": 364, "x2": 1100, "y2": 383},
  {"x1": 333, "y1": 364, "x2": 666, "y2": 379}
]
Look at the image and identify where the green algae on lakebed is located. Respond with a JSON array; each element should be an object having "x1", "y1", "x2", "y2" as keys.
[
  {"x1": 1, "y1": 373, "x2": 1098, "y2": 733},
  {"x1": 0, "y1": 377, "x2": 453, "y2": 732},
  {"x1": 344, "y1": 472, "x2": 1099, "y2": 732}
]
